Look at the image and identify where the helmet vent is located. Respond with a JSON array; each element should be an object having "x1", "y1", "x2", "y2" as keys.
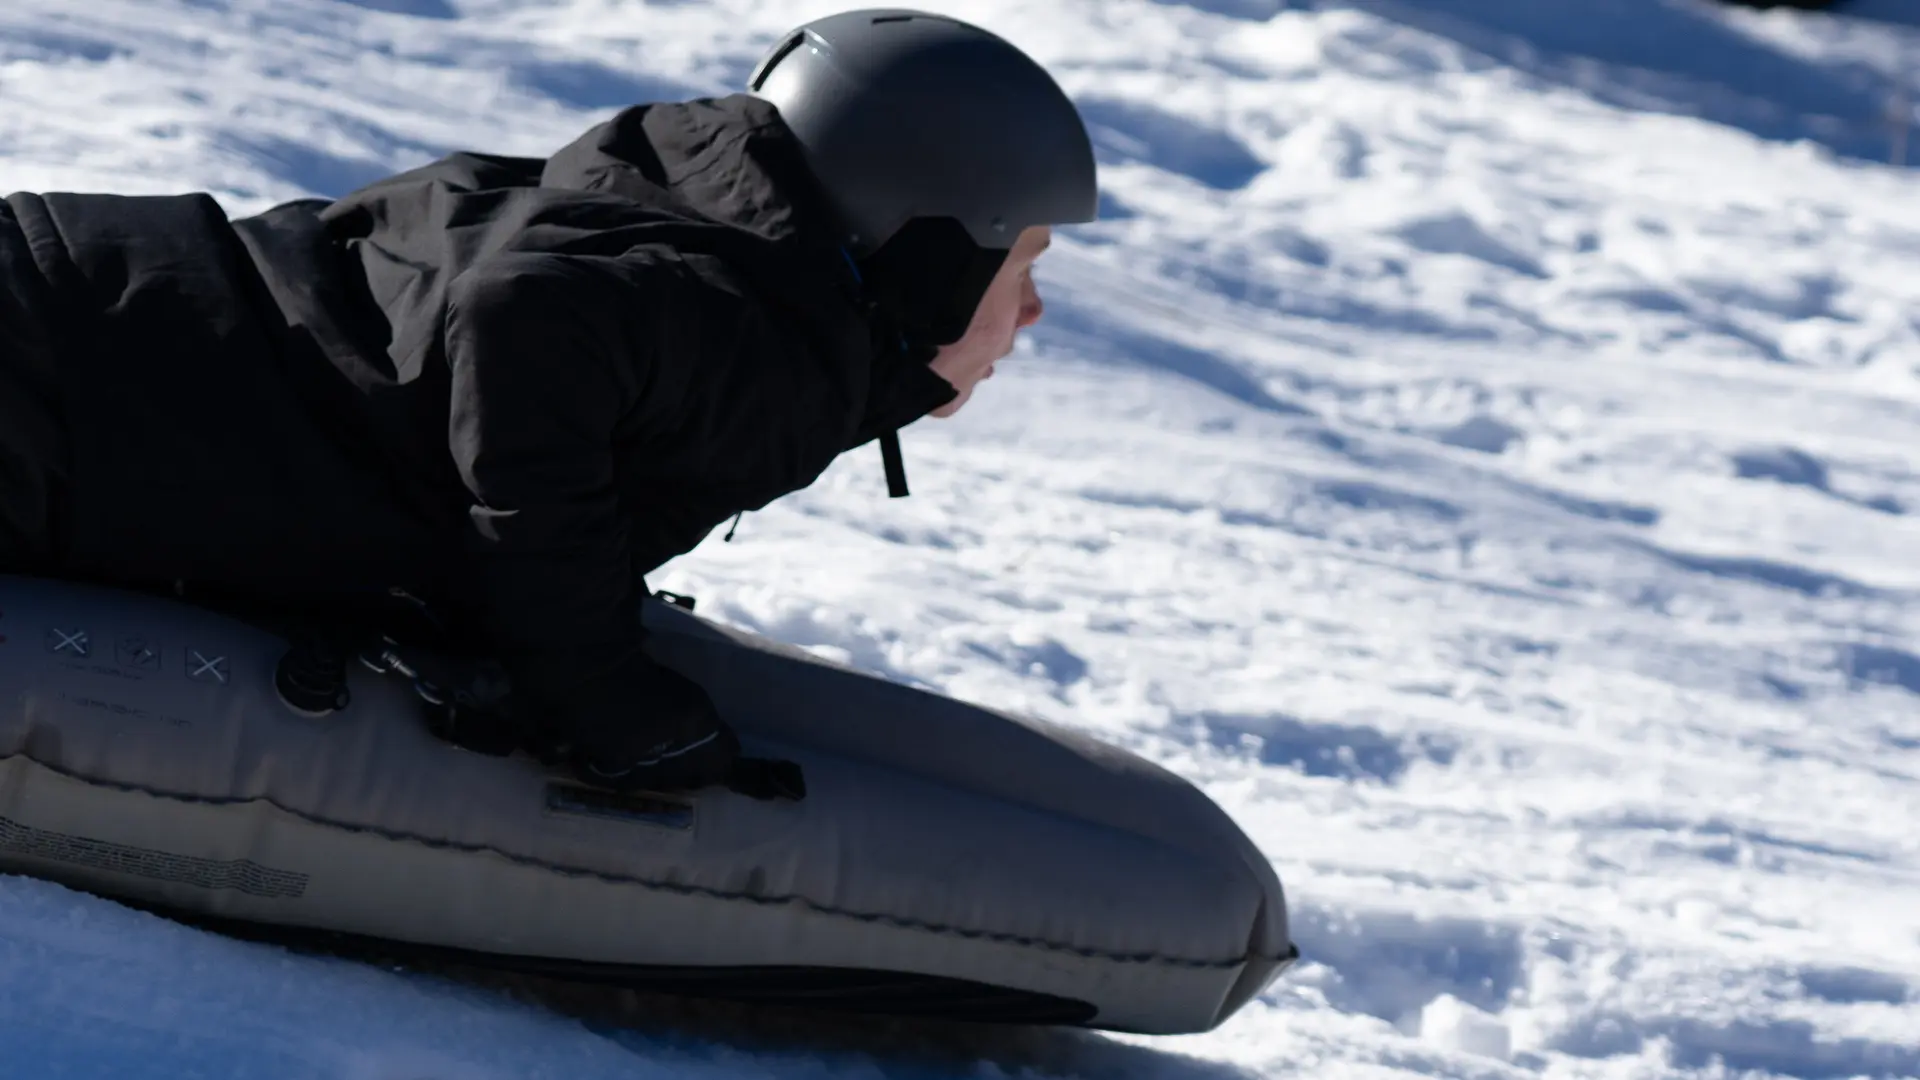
[
  {"x1": 871, "y1": 14, "x2": 914, "y2": 23},
  {"x1": 748, "y1": 31, "x2": 806, "y2": 91}
]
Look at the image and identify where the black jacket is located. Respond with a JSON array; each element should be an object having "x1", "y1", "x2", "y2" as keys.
[{"x1": 0, "y1": 95, "x2": 956, "y2": 716}]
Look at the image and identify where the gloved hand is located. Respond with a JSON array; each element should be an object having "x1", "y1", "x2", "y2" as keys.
[
  {"x1": 568, "y1": 658, "x2": 743, "y2": 793},
  {"x1": 513, "y1": 641, "x2": 803, "y2": 800}
]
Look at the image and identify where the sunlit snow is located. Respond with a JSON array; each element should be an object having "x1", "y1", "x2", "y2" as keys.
[{"x1": 2, "y1": 1, "x2": 1918, "y2": 1077}]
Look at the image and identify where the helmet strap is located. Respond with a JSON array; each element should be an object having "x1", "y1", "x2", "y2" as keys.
[{"x1": 856, "y1": 218, "x2": 1010, "y2": 349}]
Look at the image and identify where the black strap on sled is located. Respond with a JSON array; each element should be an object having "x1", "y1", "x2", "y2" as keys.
[
  {"x1": 356, "y1": 637, "x2": 523, "y2": 757},
  {"x1": 359, "y1": 632, "x2": 806, "y2": 802},
  {"x1": 270, "y1": 587, "x2": 805, "y2": 802}
]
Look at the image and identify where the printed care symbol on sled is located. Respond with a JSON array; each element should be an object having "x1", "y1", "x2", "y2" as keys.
[
  {"x1": 116, "y1": 636, "x2": 162, "y2": 671},
  {"x1": 46, "y1": 627, "x2": 90, "y2": 658},
  {"x1": 186, "y1": 649, "x2": 229, "y2": 685}
]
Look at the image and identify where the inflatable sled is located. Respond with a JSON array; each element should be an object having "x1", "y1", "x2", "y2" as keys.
[{"x1": 0, "y1": 573, "x2": 1295, "y2": 1033}]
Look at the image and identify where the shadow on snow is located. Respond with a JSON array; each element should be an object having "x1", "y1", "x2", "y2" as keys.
[{"x1": 1147, "y1": 0, "x2": 1913, "y2": 166}]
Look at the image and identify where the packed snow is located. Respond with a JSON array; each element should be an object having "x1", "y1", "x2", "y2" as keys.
[{"x1": 3, "y1": 0, "x2": 1919, "y2": 1076}]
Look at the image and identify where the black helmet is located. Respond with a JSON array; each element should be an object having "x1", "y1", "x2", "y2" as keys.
[{"x1": 749, "y1": 9, "x2": 1098, "y2": 343}]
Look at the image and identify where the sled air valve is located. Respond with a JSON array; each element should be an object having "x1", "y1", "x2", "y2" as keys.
[{"x1": 275, "y1": 630, "x2": 351, "y2": 717}]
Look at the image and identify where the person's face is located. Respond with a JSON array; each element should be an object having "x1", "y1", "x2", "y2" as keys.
[{"x1": 926, "y1": 225, "x2": 1051, "y2": 418}]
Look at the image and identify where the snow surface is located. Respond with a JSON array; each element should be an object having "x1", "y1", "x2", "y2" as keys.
[{"x1": 3, "y1": 0, "x2": 1920, "y2": 1076}]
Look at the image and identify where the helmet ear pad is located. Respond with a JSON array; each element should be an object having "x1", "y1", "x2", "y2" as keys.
[{"x1": 857, "y1": 217, "x2": 1010, "y2": 348}]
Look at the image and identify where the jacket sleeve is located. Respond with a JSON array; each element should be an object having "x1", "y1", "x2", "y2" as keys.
[{"x1": 442, "y1": 250, "x2": 665, "y2": 697}]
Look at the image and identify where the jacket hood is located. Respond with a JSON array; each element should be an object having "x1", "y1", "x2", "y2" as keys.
[
  {"x1": 543, "y1": 95, "x2": 830, "y2": 251},
  {"x1": 539, "y1": 95, "x2": 957, "y2": 449}
]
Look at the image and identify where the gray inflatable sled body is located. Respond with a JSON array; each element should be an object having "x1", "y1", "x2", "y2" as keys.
[{"x1": 0, "y1": 574, "x2": 1294, "y2": 1033}]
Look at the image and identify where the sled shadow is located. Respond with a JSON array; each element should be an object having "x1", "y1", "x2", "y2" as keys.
[{"x1": 459, "y1": 967, "x2": 1265, "y2": 1080}]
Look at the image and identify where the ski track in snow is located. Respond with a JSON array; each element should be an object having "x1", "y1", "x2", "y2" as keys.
[{"x1": 3, "y1": 0, "x2": 1920, "y2": 1077}]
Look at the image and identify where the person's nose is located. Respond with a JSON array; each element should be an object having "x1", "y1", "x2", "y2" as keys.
[{"x1": 1017, "y1": 280, "x2": 1044, "y2": 329}]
